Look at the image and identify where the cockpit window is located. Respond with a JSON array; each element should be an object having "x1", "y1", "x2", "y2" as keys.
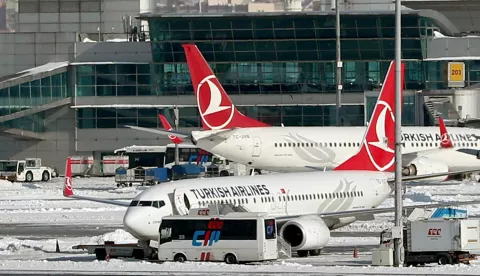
[
  {"x1": 129, "y1": 200, "x2": 139, "y2": 206},
  {"x1": 138, "y1": 201, "x2": 152, "y2": 207},
  {"x1": 159, "y1": 200, "x2": 165, "y2": 208}
]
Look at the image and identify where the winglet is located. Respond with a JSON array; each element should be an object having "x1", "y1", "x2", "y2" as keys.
[
  {"x1": 182, "y1": 44, "x2": 269, "y2": 130},
  {"x1": 159, "y1": 115, "x2": 184, "y2": 144},
  {"x1": 63, "y1": 157, "x2": 74, "y2": 197},
  {"x1": 334, "y1": 61, "x2": 405, "y2": 172},
  {"x1": 438, "y1": 117, "x2": 453, "y2": 148}
]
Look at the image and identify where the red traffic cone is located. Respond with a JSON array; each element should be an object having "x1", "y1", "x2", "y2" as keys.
[
  {"x1": 353, "y1": 247, "x2": 358, "y2": 258},
  {"x1": 106, "y1": 250, "x2": 110, "y2": 262}
]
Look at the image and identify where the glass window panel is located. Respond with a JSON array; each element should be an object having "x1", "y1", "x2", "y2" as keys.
[
  {"x1": 77, "y1": 65, "x2": 95, "y2": 75},
  {"x1": 180, "y1": 107, "x2": 199, "y2": 117},
  {"x1": 96, "y1": 75, "x2": 116, "y2": 86},
  {"x1": 235, "y1": 52, "x2": 256, "y2": 62},
  {"x1": 41, "y1": 76, "x2": 51, "y2": 86},
  {"x1": 317, "y1": 40, "x2": 335, "y2": 51},
  {"x1": 274, "y1": 29, "x2": 295, "y2": 39},
  {"x1": 78, "y1": 118, "x2": 96, "y2": 129},
  {"x1": 179, "y1": 117, "x2": 200, "y2": 127},
  {"x1": 78, "y1": 108, "x2": 96, "y2": 118},
  {"x1": 282, "y1": 116, "x2": 302, "y2": 126},
  {"x1": 277, "y1": 51, "x2": 297, "y2": 61},
  {"x1": 233, "y1": 30, "x2": 254, "y2": 40},
  {"x1": 191, "y1": 19, "x2": 211, "y2": 30},
  {"x1": 303, "y1": 115, "x2": 325, "y2": 126},
  {"x1": 402, "y1": 39, "x2": 421, "y2": 49},
  {"x1": 297, "y1": 51, "x2": 318, "y2": 61},
  {"x1": 211, "y1": 30, "x2": 233, "y2": 40},
  {"x1": 138, "y1": 109, "x2": 158, "y2": 117},
  {"x1": 171, "y1": 31, "x2": 192, "y2": 40},
  {"x1": 77, "y1": 75, "x2": 95, "y2": 86},
  {"x1": 358, "y1": 39, "x2": 380, "y2": 50},
  {"x1": 31, "y1": 80, "x2": 40, "y2": 87},
  {"x1": 51, "y1": 74, "x2": 61, "y2": 86},
  {"x1": 117, "y1": 86, "x2": 137, "y2": 96},
  {"x1": 137, "y1": 75, "x2": 151, "y2": 85},
  {"x1": 294, "y1": 18, "x2": 314, "y2": 29},
  {"x1": 97, "y1": 108, "x2": 116, "y2": 118},
  {"x1": 316, "y1": 28, "x2": 336, "y2": 39},
  {"x1": 117, "y1": 118, "x2": 138, "y2": 128},
  {"x1": 116, "y1": 75, "x2": 137, "y2": 86},
  {"x1": 256, "y1": 51, "x2": 277, "y2": 62},
  {"x1": 254, "y1": 19, "x2": 273, "y2": 29},
  {"x1": 295, "y1": 29, "x2": 316, "y2": 39},
  {"x1": 213, "y1": 52, "x2": 234, "y2": 62},
  {"x1": 254, "y1": 29, "x2": 274, "y2": 39},
  {"x1": 31, "y1": 86, "x2": 40, "y2": 100},
  {"x1": 192, "y1": 30, "x2": 212, "y2": 40},
  {"x1": 77, "y1": 86, "x2": 95, "y2": 96},
  {"x1": 117, "y1": 64, "x2": 136, "y2": 75},
  {"x1": 138, "y1": 86, "x2": 156, "y2": 96},
  {"x1": 97, "y1": 119, "x2": 116, "y2": 128},
  {"x1": 296, "y1": 40, "x2": 316, "y2": 51},
  {"x1": 234, "y1": 41, "x2": 254, "y2": 52},
  {"x1": 255, "y1": 41, "x2": 275, "y2": 51},
  {"x1": 96, "y1": 64, "x2": 116, "y2": 74},
  {"x1": 231, "y1": 19, "x2": 252, "y2": 29},
  {"x1": 137, "y1": 64, "x2": 151, "y2": 74},
  {"x1": 96, "y1": 86, "x2": 116, "y2": 96},
  {"x1": 169, "y1": 20, "x2": 190, "y2": 31},
  {"x1": 273, "y1": 19, "x2": 293, "y2": 29},
  {"x1": 213, "y1": 41, "x2": 234, "y2": 52},
  {"x1": 138, "y1": 117, "x2": 157, "y2": 128},
  {"x1": 282, "y1": 106, "x2": 302, "y2": 116},
  {"x1": 381, "y1": 39, "x2": 395, "y2": 50},
  {"x1": 380, "y1": 28, "x2": 395, "y2": 38},
  {"x1": 276, "y1": 41, "x2": 296, "y2": 51},
  {"x1": 360, "y1": 50, "x2": 382, "y2": 60},
  {"x1": 356, "y1": 28, "x2": 379, "y2": 38}
]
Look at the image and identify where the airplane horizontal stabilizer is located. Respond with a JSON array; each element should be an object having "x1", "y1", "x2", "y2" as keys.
[
  {"x1": 388, "y1": 168, "x2": 480, "y2": 184},
  {"x1": 71, "y1": 195, "x2": 131, "y2": 207},
  {"x1": 124, "y1": 125, "x2": 191, "y2": 139}
]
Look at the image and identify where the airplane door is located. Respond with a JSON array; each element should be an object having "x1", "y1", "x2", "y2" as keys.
[
  {"x1": 252, "y1": 136, "x2": 261, "y2": 157},
  {"x1": 173, "y1": 188, "x2": 191, "y2": 215}
]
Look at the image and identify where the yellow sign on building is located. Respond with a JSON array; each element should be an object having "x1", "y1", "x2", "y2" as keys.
[{"x1": 448, "y1": 62, "x2": 465, "y2": 82}]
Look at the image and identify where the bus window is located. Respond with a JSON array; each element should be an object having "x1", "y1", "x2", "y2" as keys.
[
  {"x1": 264, "y1": 219, "x2": 276, "y2": 239},
  {"x1": 159, "y1": 220, "x2": 173, "y2": 244}
]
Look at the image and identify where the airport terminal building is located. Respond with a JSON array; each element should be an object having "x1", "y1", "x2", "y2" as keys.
[{"x1": 1, "y1": 0, "x2": 480, "y2": 173}]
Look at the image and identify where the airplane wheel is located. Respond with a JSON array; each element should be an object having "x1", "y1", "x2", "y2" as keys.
[
  {"x1": 309, "y1": 249, "x2": 321, "y2": 256},
  {"x1": 297, "y1": 250, "x2": 309, "y2": 257}
]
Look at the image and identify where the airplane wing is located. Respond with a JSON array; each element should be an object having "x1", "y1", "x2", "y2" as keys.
[
  {"x1": 275, "y1": 199, "x2": 480, "y2": 223},
  {"x1": 124, "y1": 125, "x2": 191, "y2": 139},
  {"x1": 63, "y1": 158, "x2": 131, "y2": 207}
]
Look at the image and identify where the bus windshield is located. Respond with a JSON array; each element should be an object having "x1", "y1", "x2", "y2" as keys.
[{"x1": 0, "y1": 161, "x2": 18, "y2": 172}]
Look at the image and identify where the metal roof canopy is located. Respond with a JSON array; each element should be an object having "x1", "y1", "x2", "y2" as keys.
[
  {"x1": 0, "y1": 62, "x2": 70, "y2": 90},
  {"x1": 136, "y1": 9, "x2": 459, "y2": 36}
]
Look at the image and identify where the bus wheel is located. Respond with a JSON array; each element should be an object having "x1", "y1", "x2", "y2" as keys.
[
  {"x1": 224, "y1": 253, "x2": 237, "y2": 264},
  {"x1": 174, "y1": 253, "x2": 186, "y2": 262}
]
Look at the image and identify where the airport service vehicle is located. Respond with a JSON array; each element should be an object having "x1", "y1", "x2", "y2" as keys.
[
  {"x1": 72, "y1": 240, "x2": 157, "y2": 261},
  {"x1": 158, "y1": 212, "x2": 280, "y2": 263},
  {"x1": 126, "y1": 45, "x2": 480, "y2": 179},
  {"x1": 63, "y1": 78, "x2": 480, "y2": 259},
  {"x1": 373, "y1": 219, "x2": 480, "y2": 266},
  {"x1": 0, "y1": 158, "x2": 55, "y2": 182}
]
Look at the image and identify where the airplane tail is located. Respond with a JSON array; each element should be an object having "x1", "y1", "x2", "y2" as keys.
[
  {"x1": 63, "y1": 157, "x2": 74, "y2": 197},
  {"x1": 182, "y1": 44, "x2": 269, "y2": 131},
  {"x1": 159, "y1": 114, "x2": 184, "y2": 144},
  {"x1": 334, "y1": 61, "x2": 405, "y2": 172},
  {"x1": 438, "y1": 117, "x2": 453, "y2": 148}
]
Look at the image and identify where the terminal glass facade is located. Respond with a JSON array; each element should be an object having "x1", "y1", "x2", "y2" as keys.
[
  {"x1": 145, "y1": 14, "x2": 442, "y2": 96},
  {"x1": 0, "y1": 71, "x2": 69, "y2": 132},
  {"x1": 76, "y1": 105, "x2": 365, "y2": 129}
]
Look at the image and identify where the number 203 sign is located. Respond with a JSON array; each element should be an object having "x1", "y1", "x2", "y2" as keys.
[{"x1": 448, "y1": 62, "x2": 465, "y2": 88}]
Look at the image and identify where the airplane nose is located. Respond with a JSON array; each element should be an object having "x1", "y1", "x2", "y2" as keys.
[{"x1": 123, "y1": 208, "x2": 144, "y2": 239}]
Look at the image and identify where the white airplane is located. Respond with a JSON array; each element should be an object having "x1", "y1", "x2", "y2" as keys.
[
  {"x1": 126, "y1": 45, "x2": 480, "y2": 180},
  {"x1": 64, "y1": 73, "x2": 480, "y2": 257}
]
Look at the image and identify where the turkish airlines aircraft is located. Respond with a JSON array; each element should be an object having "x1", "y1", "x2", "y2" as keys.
[
  {"x1": 65, "y1": 69, "x2": 480, "y2": 258},
  {"x1": 126, "y1": 45, "x2": 480, "y2": 180}
]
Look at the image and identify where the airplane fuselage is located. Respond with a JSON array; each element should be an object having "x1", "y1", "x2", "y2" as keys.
[
  {"x1": 122, "y1": 170, "x2": 393, "y2": 242},
  {"x1": 192, "y1": 126, "x2": 480, "y2": 172}
]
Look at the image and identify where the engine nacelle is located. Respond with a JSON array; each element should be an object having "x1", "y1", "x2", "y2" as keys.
[
  {"x1": 279, "y1": 217, "x2": 330, "y2": 251},
  {"x1": 402, "y1": 156, "x2": 449, "y2": 182}
]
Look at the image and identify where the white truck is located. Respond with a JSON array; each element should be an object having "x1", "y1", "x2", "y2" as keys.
[
  {"x1": 0, "y1": 158, "x2": 56, "y2": 182},
  {"x1": 373, "y1": 219, "x2": 480, "y2": 266}
]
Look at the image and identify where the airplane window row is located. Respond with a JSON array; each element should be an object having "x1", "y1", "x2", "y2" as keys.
[
  {"x1": 199, "y1": 191, "x2": 364, "y2": 207},
  {"x1": 129, "y1": 200, "x2": 166, "y2": 208},
  {"x1": 274, "y1": 142, "x2": 479, "y2": 148}
]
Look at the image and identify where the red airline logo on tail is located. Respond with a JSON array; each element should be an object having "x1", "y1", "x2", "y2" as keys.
[
  {"x1": 334, "y1": 61, "x2": 404, "y2": 172},
  {"x1": 63, "y1": 157, "x2": 73, "y2": 197},
  {"x1": 183, "y1": 44, "x2": 269, "y2": 130},
  {"x1": 197, "y1": 75, "x2": 235, "y2": 130},
  {"x1": 438, "y1": 117, "x2": 453, "y2": 148},
  {"x1": 159, "y1": 115, "x2": 184, "y2": 144}
]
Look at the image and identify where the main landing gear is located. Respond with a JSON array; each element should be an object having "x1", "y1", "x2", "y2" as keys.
[{"x1": 297, "y1": 249, "x2": 321, "y2": 257}]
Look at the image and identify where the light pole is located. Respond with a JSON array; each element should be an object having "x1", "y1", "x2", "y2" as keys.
[
  {"x1": 333, "y1": 0, "x2": 342, "y2": 126},
  {"x1": 393, "y1": 0, "x2": 404, "y2": 267}
]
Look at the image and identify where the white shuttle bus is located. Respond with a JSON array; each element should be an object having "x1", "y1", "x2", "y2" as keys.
[{"x1": 157, "y1": 212, "x2": 278, "y2": 264}]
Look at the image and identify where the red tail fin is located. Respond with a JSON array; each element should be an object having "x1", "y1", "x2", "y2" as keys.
[
  {"x1": 182, "y1": 44, "x2": 269, "y2": 130},
  {"x1": 63, "y1": 157, "x2": 73, "y2": 197},
  {"x1": 334, "y1": 61, "x2": 405, "y2": 172},
  {"x1": 438, "y1": 117, "x2": 453, "y2": 148},
  {"x1": 159, "y1": 115, "x2": 184, "y2": 144}
]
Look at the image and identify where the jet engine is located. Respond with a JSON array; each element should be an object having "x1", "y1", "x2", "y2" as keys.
[
  {"x1": 279, "y1": 217, "x2": 330, "y2": 251},
  {"x1": 402, "y1": 156, "x2": 449, "y2": 182}
]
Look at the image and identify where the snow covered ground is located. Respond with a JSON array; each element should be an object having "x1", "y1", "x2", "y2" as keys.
[{"x1": 1, "y1": 177, "x2": 480, "y2": 275}]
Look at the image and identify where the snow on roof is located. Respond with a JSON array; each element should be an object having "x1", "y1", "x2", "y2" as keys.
[{"x1": 0, "y1": 62, "x2": 69, "y2": 90}]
